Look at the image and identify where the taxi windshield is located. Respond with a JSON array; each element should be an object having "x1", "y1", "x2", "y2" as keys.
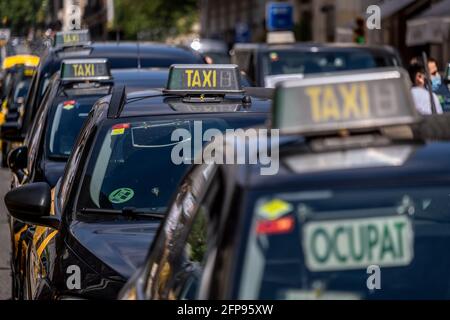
[
  {"x1": 77, "y1": 115, "x2": 265, "y2": 214},
  {"x1": 46, "y1": 94, "x2": 107, "y2": 159},
  {"x1": 262, "y1": 50, "x2": 397, "y2": 76},
  {"x1": 238, "y1": 186, "x2": 450, "y2": 300}
]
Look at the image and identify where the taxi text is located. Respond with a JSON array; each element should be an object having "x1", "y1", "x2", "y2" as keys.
[
  {"x1": 306, "y1": 84, "x2": 370, "y2": 122},
  {"x1": 72, "y1": 63, "x2": 95, "y2": 77}
]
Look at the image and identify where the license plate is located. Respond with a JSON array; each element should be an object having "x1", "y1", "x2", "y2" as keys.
[{"x1": 303, "y1": 215, "x2": 413, "y2": 272}]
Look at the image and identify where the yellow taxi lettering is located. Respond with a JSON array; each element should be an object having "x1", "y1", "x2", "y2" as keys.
[
  {"x1": 72, "y1": 64, "x2": 95, "y2": 77},
  {"x1": 202, "y1": 70, "x2": 212, "y2": 87},
  {"x1": 360, "y1": 83, "x2": 370, "y2": 117},
  {"x1": 84, "y1": 64, "x2": 95, "y2": 77},
  {"x1": 305, "y1": 87, "x2": 322, "y2": 122},
  {"x1": 185, "y1": 69, "x2": 218, "y2": 88},
  {"x1": 339, "y1": 84, "x2": 360, "y2": 119},
  {"x1": 72, "y1": 64, "x2": 83, "y2": 77},
  {"x1": 306, "y1": 84, "x2": 372, "y2": 122},
  {"x1": 64, "y1": 34, "x2": 79, "y2": 43},
  {"x1": 322, "y1": 86, "x2": 340, "y2": 121},
  {"x1": 191, "y1": 70, "x2": 202, "y2": 87},
  {"x1": 185, "y1": 69, "x2": 194, "y2": 87}
]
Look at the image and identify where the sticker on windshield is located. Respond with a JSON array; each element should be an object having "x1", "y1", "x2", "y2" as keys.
[
  {"x1": 63, "y1": 100, "x2": 76, "y2": 110},
  {"x1": 257, "y1": 198, "x2": 293, "y2": 221},
  {"x1": 111, "y1": 123, "x2": 130, "y2": 136},
  {"x1": 108, "y1": 188, "x2": 134, "y2": 204}
]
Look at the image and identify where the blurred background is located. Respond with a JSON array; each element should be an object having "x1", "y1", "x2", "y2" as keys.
[{"x1": 0, "y1": 0, "x2": 449, "y2": 73}]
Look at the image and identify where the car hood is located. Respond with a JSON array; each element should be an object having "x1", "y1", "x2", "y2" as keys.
[{"x1": 68, "y1": 219, "x2": 160, "y2": 280}]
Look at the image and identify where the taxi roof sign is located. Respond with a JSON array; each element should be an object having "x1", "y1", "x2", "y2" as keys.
[
  {"x1": 60, "y1": 58, "x2": 112, "y2": 81},
  {"x1": 272, "y1": 68, "x2": 419, "y2": 135},
  {"x1": 54, "y1": 29, "x2": 90, "y2": 47},
  {"x1": 164, "y1": 64, "x2": 243, "y2": 95}
]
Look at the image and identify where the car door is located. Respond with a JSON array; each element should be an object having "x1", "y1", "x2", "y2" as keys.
[
  {"x1": 144, "y1": 163, "x2": 223, "y2": 299},
  {"x1": 26, "y1": 104, "x2": 100, "y2": 300}
]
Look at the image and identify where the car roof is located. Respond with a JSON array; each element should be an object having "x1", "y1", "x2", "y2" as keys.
[
  {"x1": 110, "y1": 68, "x2": 169, "y2": 93},
  {"x1": 91, "y1": 41, "x2": 200, "y2": 56},
  {"x1": 111, "y1": 68, "x2": 168, "y2": 80},
  {"x1": 233, "y1": 139, "x2": 450, "y2": 190},
  {"x1": 118, "y1": 90, "x2": 271, "y2": 117},
  {"x1": 233, "y1": 42, "x2": 398, "y2": 55},
  {"x1": 40, "y1": 42, "x2": 204, "y2": 72}
]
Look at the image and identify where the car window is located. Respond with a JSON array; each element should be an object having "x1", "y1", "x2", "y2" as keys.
[
  {"x1": 45, "y1": 94, "x2": 108, "y2": 160},
  {"x1": 58, "y1": 103, "x2": 103, "y2": 209},
  {"x1": 142, "y1": 163, "x2": 217, "y2": 299},
  {"x1": 76, "y1": 116, "x2": 264, "y2": 214},
  {"x1": 26, "y1": 92, "x2": 51, "y2": 177},
  {"x1": 262, "y1": 50, "x2": 397, "y2": 76},
  {"x1": 13, "y1": 79, "x2": 31, "y2": 102},
  {"x1": 237, "y1": 186, "x2": 450, "y2": 299}
]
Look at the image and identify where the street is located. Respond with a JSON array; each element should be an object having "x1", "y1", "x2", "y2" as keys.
[{"x1": 0, "y1": 168, "x2": 11, "y2": 299}]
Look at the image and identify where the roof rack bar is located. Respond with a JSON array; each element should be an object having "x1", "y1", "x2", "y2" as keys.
[{"x1": 107, "y1": 85, "x2": 127, "y2": 119}]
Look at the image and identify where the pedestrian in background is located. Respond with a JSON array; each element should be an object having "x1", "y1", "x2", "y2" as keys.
[
  {"x1": 428, "y1": 57, "x2": 450, "y2": 112},
  {"x1": 408, "y1": 63, "x2": 443, "y2": 115}
]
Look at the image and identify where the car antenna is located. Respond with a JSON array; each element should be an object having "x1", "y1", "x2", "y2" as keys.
[{"x1": 422, "y1": 51, "x2": 437, "y2": 114}]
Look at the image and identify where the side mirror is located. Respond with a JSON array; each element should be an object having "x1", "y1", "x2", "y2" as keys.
[
  {"x1": 4, "y1": 182, "x2": 59, "y2": 229},
  {"x1": 7, "y1": 146, "x2": 27, "y2": 172},
  {"x1": 0, "y1": 121, "x2": 22, "y2": 141}
]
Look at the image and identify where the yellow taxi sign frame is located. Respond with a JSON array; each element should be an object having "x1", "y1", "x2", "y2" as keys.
[
  {"x1": 2, "y1": 55, "x2": 40, "y2": 70},
  {"x1": 60, "y1": 58, "x2": 112, "y2": 82},
  {"x1": 272, "y1": 67, "x2": 420, "y2": 135},
  {"x1": 164, "y1": 64, "x2": 243, "y2": 95},
  {"x1": 54, "y1": 29, "x2": 91, "y2": 48}
]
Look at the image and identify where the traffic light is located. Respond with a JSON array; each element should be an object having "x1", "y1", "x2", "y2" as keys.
[{"x1": 353, "y1": 17, "x2": 366, "y2": 44}]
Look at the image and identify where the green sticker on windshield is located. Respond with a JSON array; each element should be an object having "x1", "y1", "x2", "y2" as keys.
[{"x1": 108, "y1": 188, "x2": 134, "y2": 204}]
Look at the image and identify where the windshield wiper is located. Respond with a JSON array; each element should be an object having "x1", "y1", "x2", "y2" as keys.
[
  {"x1": 79, "y1": 207, "x2": 165, "y2": 219},
  {"x1": 126, "y1": 93, "x2": 183, "y2": 104}
]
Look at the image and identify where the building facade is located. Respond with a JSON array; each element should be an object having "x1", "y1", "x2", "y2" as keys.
[
  {"x1": 199, "y1": 0, "x2": 377, "y2": 44},
  {"x1": 46, "y1": 0, "x2": 114, "y2": 40}
]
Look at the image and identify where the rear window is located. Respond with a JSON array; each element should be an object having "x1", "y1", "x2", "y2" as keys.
[
  {"x1": 238, "y1": 186, "x2": 449, "y2": 299},
  {"x1": 46, "y1": 94, "x2": 106, "y2": 159},
  {"x1": 262, "y1": 50, "x2": 398, "y2": 76}
]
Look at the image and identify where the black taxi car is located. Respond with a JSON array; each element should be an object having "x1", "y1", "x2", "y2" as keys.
[
  {"x1": 4, "y1": 64, "x2": 271, "y2": 299},
  {"x1": 5, "y1": 58, "x2": 177, "y2": 300},
  {"x1": 231, "y1": 42, "x2": 402, "y2": 87},
  {"x1": 0, "y1": 29, "x2": 204, "y2": 153},
  {"x1": 0, "y1": 64, "x2": 37, "y2": 166},
  {"x1": 120, "y1": 67, "x2": 450, "y2": 300}
]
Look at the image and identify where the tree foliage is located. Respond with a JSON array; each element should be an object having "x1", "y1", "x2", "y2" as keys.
[
  {"x1": 0, "y1": 0, "x2": 47, "y2": 34},
  {"x1": 114, "y1": 0, "x2": 198, "y2": 40}
]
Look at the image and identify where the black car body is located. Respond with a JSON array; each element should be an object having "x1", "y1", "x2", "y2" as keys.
[
  {"x1": 5, "y1": 60, "x2": 173, "y2": 300},
  {"x1": 1, "y1": 41, "x2": 204, "y2": 148},
  {"x1": 231, "y1": 43, "x2": 402, "y2": 87},
  {"x1": 5, "y1": 64, "x2": 271, "y2": 299},
  {"x1": 120, "y1": 67, "x2": 450, "y2": 300},
  {"x1": 0, "y1": 65, "x2": 35, "y2": 166}
]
